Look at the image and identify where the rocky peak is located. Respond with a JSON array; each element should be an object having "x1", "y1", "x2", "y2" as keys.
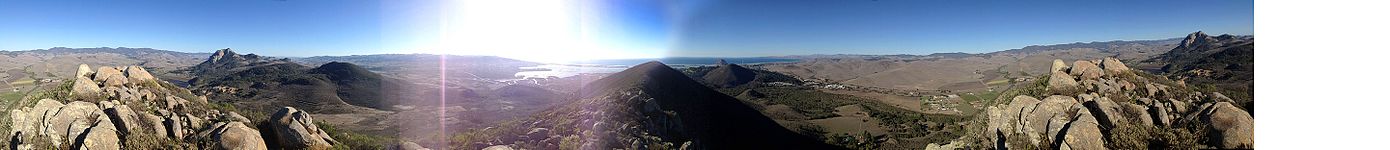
[
  {"x1": 209, "y1": 48, "x2": 240, "y2": 62},
  {"x1": 1177, "y1": 31, "x2": 1217, "y2": 50},
  {"x1": 715, "y1": 59, "x2": 729, "y2": 66}
]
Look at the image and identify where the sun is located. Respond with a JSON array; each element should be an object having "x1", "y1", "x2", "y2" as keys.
[{"x1": 427, "y1": 0, "x2": 664, "y2": 64}]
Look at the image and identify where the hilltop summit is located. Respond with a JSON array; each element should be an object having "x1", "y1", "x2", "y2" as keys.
[
  {"x1": 477, "y1": 61, "x2": 833, "y2": 149},
  {"x1": 702, "y1": 61, "x2": 758, "y2": 88}
]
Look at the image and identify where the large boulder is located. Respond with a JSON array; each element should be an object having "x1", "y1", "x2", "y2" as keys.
[
  {"x1": 1069, "y1": 60, "x2": 1104, "y2": 80},
  {"x1": 1200, "y1": 102, "x2": 1254, "y2": 149},
  {"x1": 124, "y1": 66, "x2": 156, "y2": 83},
  {"x1": 210, "y1": 122, "x2": 268, "y2": 150},
  {"x1": 1150, "y1": 103, "x2": 1171, "y2": 127},
  {"x1": 142, "y1": 113, "x2": 168, "y2": 139},
  {"x1": 1081, "y1": 97, "x2": 1124, "y2": 128},
  {"x1": 72, "y1": 76, "x2": 103, "y2": 98},
  {"x1": 76, "y1": 115, "x2": 120, "y2": 150},
  {"x1": 94, "y1": 66, "x2": 125, "y2": 83},
  {"x1": 75, "y1": 64, "x2": 95, "y2": 79},
  {"x1": 1058, "y1": 110, "x2": 1106, "y2": 150},
  {"x1": 103, "y1": 105, "x2": 142, "y2": 135},
  {"x1": 1047, "y1": 71, "x2": 1079, "y2": 93},
  {"x1": 269, "y1": 107, "x2": 337, "y2": 149},
  {"x1": 1099, "y1": 57, "x2": 1130, "y2": 74},
  {"x1": 7, "y1": 99, "x2": 66, "y2": 148},
  {"x1": 1022, "y1": 95, "x2": 1077, "y2": 145},
  {"x1": 103, "y1": 74, "x2": 129, "y2": 87},
  {"x1": 989, "y1": 95, "x2": 1042, "y2": 144},
  {"x1": 166, "y1": 114, "x2": 184, "y2": 140},
  {"x1": 1050, "y1": 59, "x2": 1069, "y2": 73},
  {"x1": 49, "y1": 101, "x2": 100, "y2": 144}
]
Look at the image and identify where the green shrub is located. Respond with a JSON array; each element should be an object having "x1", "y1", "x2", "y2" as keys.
[
  {"x1": 318, "y1": 122, "x2": 393, "y2": 150},
  {"x1": 1106, "y1": 121, "x2": 1200, "y2": 150}
]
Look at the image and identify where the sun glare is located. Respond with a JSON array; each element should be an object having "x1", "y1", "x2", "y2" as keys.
[{"x1": 429, "y1": 0, "x2": 664, "y2": 64}]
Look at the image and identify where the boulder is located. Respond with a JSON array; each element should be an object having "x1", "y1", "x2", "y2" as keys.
[
  {"x1": 94, "y1": 66, "x2": 125, "y2": 82},
  {"x1": 142, "y1": 113, "x2": 168, "y2": 139},
  {"x1": 124, "y1": 66, "x2": 156, "y2": 83},
  {"x1": 103, "y1": 105, "x2": 142, "y2": 135},
  {"x1": 1058, "y1": 110, "x2": 1106, "y2": 150},
  {"x1": 1022, "y1": 95, "x2": 1077, "y2": 145},
  {"x1": 7, "y1": 99, "x2": 66, "y2": 148},
  {"x1": 1170, "y1": 99, "x2": 1192, "y2": 115},
  {"x1": 1099, "y1": 57, "x2": 1130, "y2": 73},
  {"x1": 1118, "y1": 80, "x2": 1135, "y2": 91},
  {"x1": 184, "y1": 113, "x2": 206, "y2": 131},
  {"x1": 1081, "y1": 97, "x2": 1124, "y2": 128},
  {"x1": 165, "y1": 114, "x2": 184, "y2": 140},
  {"x1": 103, "y1": 75, "x2": 129, "y2": 87},
  {"x1": 1069, "y1": 60, "x2": 1104, "y2": 80},
  {"x1": 211, "y1": 122, "x2": 268, "y2": 150},
  {"x1": 1150, "y1": 103, "x2": 1171, "y2": 127},
  {"x1": 1047, "y1": 71, "x2": 1079, "y2": 92},
  {"x1": 1200, "y1": 102, "x2": 1254, "y2": 149},
  {"x1": 50, "y1": 101, "x2": 100, "y2": 144},
  {"x1": 269, "y1": 107, "x2": 337, "y2": 149},
  {"x1": 72, "y1": 76, "x2": 103, "y2": 98},
  {"x1": 999, "y1": 96, "x2": 1042, "y2": 136},
  {"x1": 1050, "y1": 59, "x2": 1069, "y2": 73},
  {"x1": 76, "y1": 115, "x2": 120, "y2": 150},
  {"x1": 75, "y1": 64, "x2": 95, "y2": 79}
]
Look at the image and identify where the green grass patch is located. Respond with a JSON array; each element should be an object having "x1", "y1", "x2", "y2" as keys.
[
  {"x1": 753, "y1": 87, "x2": 860, "y2": 119},
  {"x1": 319, "y1": 122, "x2": 395, "y2": 150}
]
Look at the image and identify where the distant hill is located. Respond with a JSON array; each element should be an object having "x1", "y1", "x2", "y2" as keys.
[
  {"x1": 468, "y1": 61, "x2": 834, "y2": 149},
  {"x1": 188, "y1": 49, "x2": 409, "y2": 113},
  {"x1": 702, "y1": 62, "x2": 758, "y2": 87},
  {"x1": 761, "y1": 35, "x2": 1184, "y2": 93},
  {"x1": 689, "y1": 60, "x2": 803, "y2": 88}
]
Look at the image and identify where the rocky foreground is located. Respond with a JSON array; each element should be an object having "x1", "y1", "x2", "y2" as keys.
[
  {"x1": 930, "y1": 57, "x2": 1254, "y2": 149},
  {"x1": 3, "y1": 64, "x2": 412, "y2": 149}
]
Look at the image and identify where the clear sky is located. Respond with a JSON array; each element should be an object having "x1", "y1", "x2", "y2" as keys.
[{"x1": 0, "y1": 0, "x2": 1252, "y2": 62}]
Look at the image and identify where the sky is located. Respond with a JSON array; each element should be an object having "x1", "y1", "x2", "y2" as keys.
[{"x1": 0, "y1": 0, "x2": 1252, "y2": 63}]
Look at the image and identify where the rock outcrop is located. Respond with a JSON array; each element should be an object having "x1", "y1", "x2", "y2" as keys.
[
  {"x1": 269, "y1": 107, "x2": 337, "y2": 149},
  {"x1": 1099, "y1": 57, "x2": 1130, "y2": 74},
  {"x1": 1069, "y1": 60, "x2": 1104, "y2": 80},
  {"x1": 1199, "y1": 102, "x2": 1254, "y2": 149},
  {"x1": 965, "y1": 56, "x2": 1253, "y2": 149},
  {"x1": 7, "y1": 64, "x2": 337, "y2": 149},
  {"x1": 208, "y1": 122, "x2": 268, "y2": 150}
]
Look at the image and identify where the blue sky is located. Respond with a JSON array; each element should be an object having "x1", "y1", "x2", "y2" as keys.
[{"x1": 0, "y1": 0, "x2": 1252, "y2": 61}]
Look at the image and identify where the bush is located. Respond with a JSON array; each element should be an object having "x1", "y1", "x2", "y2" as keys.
[
  {"x1": 318, "y1": 122, "x2": 394, "y2": 150},
  {"x1": 1106, "y1": 121, "x2": 1200, "y2": 150}
]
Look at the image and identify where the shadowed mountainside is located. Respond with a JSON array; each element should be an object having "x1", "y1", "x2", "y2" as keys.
[
  {"x1": 459, "y1": 61, "x2": 836, "y2": 149},
  {"x1": 188, "y1": 49, "x2": 411, "y2": 113},
  {"x1": 1142, "y1": 31, "x2": 1255, "y2": 111}
]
